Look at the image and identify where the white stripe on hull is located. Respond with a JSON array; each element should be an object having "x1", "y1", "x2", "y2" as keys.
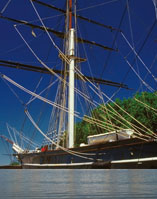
[
  {"x1": 111, "y1": 156, "x2": 157, "y2": 164},
  {"x1": 23, "y1": 162, "x2": 94, "y2": 167},
  {"x1": 22, "y1": 156, "x2": 157, "y2": 168}
]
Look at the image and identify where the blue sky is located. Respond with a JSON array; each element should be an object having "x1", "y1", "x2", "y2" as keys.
[{"x1": 0, "y1": 0, "x2": 156, "y2": 165}]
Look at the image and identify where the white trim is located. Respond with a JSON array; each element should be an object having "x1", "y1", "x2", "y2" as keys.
[
  {"x1": 23, "y1": 162, "x2": 93, "y2": 167},
  {"x1": 111, "y1": 157, "x2": 157, "y2": 164}
]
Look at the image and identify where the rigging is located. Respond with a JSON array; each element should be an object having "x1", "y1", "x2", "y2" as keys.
[
  {"x1": 32, "y1": 0, "x2": 121, "y2": 31},
  {"x1": 0, "y1": 15, "x2": 117, "y2": 52},
  {"x1": 0, "y1": 59, "x2": 130, "y2": 89}
]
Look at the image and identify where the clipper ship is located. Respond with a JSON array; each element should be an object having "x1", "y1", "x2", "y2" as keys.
[{"x1": 0, "y1": 0, "x2": 157, "y2": 169}]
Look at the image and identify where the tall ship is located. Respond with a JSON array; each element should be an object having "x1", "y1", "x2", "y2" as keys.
[{"x1": 0, "y1": 0, "x2": 157, "y2": 169}]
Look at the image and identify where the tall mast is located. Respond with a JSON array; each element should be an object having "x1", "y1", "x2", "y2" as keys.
[{"x1": 68, "y1": 0, "x2": 75, "y2": 148}]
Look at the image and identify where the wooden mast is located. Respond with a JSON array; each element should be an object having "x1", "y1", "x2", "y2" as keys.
[{"x1": 69, "y1": 0, "x2": 72, "y2": 29}]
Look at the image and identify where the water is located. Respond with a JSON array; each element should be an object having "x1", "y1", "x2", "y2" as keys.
[{"x1": 0, "y1": 169, "x2": 157, "y2": 199}]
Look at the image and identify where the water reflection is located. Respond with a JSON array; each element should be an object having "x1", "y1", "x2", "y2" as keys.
[{"x1": 0, "y1": 170, "x2": 157, "y2": 198}]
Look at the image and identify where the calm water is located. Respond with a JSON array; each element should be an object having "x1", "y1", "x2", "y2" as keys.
[{"x1": 0, "y1": 169, "x2": 157, "y2": 198}]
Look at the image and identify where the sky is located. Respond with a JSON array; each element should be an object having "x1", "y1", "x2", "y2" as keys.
[{"x1": 0, "y1": 0, "x2": 156, "y2": 165}]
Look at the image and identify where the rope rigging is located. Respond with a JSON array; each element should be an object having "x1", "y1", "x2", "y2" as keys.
[
  {"x1": 32, "y1": 0, "x2": 121, "y2": 31},
  {"x1": 1, "y1": 68, "x2": 156, "y2": 145},
  {"x1": 74, "y1": 67, "x2": 156, "y2": 138},
  {"x1": 1, "y1": 0, "x2": 12, "y2": 14},
  {"x1": 152, "y1": 0, "x2": 157, "y2": 20},
  {"x1": 0, "y1": 0, "x2": 156, "y2": 165},
  {"x1": 121, "y1": 32, "x2": 157, "y2": 83}
]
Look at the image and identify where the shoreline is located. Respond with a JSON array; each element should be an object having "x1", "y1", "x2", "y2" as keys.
[{"x1": 0, "y1": 165, "x2": 22, "y2": 169}]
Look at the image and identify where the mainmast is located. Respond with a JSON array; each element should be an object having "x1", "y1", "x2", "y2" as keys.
[{"x1": 68, "y1": 0, "x2": 75, "y2": 148}]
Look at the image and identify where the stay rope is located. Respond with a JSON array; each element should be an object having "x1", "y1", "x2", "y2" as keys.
[{"x1": 25, "y1": 109, "x2": 97, "y2": 160}]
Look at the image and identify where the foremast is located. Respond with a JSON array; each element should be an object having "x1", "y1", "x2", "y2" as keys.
[{"x1": 68, "y1": 0, "x2": 75, "y2": 148}]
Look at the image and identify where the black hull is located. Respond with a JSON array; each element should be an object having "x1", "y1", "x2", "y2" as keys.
[{"x1": 16, "y1": 138, "x2": 157, "y2": 169}]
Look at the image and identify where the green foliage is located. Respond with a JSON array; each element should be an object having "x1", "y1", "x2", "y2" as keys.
[
  {"x1": 10, "y1": 161, "x2": 20, "y2": 166},
  {"x1": 74, "y1": 120, "x2": 90, "y2": 147},
  {"x1": 74, "y1": 92, "x2": 157, "y2": 146}
]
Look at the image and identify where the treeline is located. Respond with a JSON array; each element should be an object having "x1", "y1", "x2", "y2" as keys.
[{"x1": 74, "y1": 92, "x2": 157, "y2": 146}]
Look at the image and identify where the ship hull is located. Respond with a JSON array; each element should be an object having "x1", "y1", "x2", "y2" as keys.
[{"x1": 16, "y1": 138, "x2": 157, "y2": 169}]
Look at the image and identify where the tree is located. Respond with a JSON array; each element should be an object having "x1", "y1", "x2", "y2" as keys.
[{"x1": 74, "y1": 92, "x2": 157, "y2": 145}]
